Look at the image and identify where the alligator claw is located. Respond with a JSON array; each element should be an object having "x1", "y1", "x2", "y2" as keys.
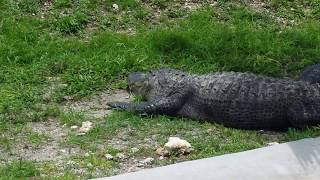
[{"x1": 107, "y1": 102, "x2": 129, "y2": 109}]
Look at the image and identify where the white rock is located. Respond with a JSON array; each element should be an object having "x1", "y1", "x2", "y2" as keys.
[
  {"x1": 267, "y1": 142, "x2": 280, "y2": 146},
  {"x1": 70, "y1": 125, "x2": 78, "y2": 130},
  {"x1": 142, "y1": 157, "x2": 154, "y2": 164},
  {"x1": 115, "y1": 153, "x2": 126, "y2": 160},
  {"x1": 66, "y1": 160, "x2": 76, "y2": 165},
  {"x1": 164, "y1": 137, "x2": 192, "y2": 150},
  {"x1": 156, "y1": 147, "x2": 169, "y2": 156},
  {"x1": 112, "y1": 4, "x2": 119, "y2": 11},
  {"x1": 77, "y1": 132, "x2": 86, "y2": 136},
  {"x1": 210, "y1": 2, "x2": 218, "y2": 6},
  {"x1": 105, "y1": 154, "x2": 114, "y2": 160},
  {"x1": 63, "y1": 96, "x2": 73, "y2": 100},
  {"x1": 159, "y1": 156, "x2": 164, "y2": 160},
  {"x1": 84, "y1": 152, "x2": 90, "y2": 157},
  {"x1": 137, "y1": 162, "x2": 144, "y2": 167},
  {"x1": 138, "y1": 157, "x2": 154, "y2": 167},
  {"x1": 78, "y1": 121, "x2": 93, "y2": 133},
  {"x1": 131, "y1": 147, "x2": 139, "y2": 153}
]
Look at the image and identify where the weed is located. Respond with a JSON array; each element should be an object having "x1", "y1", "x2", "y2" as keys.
[
  {"x1": 59, "y1": 111, "x2": 86, "y2": 126},
  {"x1": 152, "y1": 0, "x2": 170, "y2": 9},
  {"x1": 18, "y1": 0, "x2": 41, "y2": 13},
  {"x1": 26, "y1": 131, "x2": 50, "y2": 147},
  {"x1": 0, "y1": 160, "x2": 40, "y2": 179},
  {"x1": 54, "y1": 11, "x2": 89, "y2": 34}
]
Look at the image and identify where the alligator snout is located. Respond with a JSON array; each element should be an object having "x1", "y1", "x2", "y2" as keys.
[
  {"x1": 128, "y1": 72, "x2": 147, "y2": 84},
  {"x1": 127, "y1": 72, "x2": 148, "y2": 95}
]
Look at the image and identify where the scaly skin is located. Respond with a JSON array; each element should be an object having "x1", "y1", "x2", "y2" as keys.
[
  {"x1": 108, "y1": 67, "x2": 320, "y2": 130},
  {"x1": 299, "y1": 63, "x2": 320, "y2": 84}
]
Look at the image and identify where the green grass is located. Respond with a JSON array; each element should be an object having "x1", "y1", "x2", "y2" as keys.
[
  {"x1": 0, "y1": 160, "x2": 40, "y2": 179},
  {"x1": 1, "y1": 0, "x2": 320, "y2": 178}
]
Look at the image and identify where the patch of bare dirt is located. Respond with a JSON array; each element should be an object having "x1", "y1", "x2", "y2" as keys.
[
  {"x1": 62, "y1": 89, "x2": 132, "y2": 118},
  {"x1": 118, "y1": 157, "x2": 156, "y2": 174},
  {"x1": 1, "y1": 119, "x2": 82, "y2": 163},
  {"x1": 107, "y1": 129, "x2": 160, "y2": 151}
]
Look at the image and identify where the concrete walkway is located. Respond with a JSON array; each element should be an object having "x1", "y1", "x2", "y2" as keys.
[{"x1": 95, "y1": 137, "x2": 320, "y2": 180}]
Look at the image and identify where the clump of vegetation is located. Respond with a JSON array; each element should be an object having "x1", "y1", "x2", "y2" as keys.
[
  {"x1": 54, "y1": 11, "x2": 90, "y2": 34},
  {"x1": 18, "y1": 0, "x2": 42, "y2": 13},
  {"x1": 0, "y1": 161, "x2": 40, "y2": 179}
]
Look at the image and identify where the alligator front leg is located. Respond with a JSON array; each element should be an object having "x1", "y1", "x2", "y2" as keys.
[{"x1": 108, "y1": 96, "x2": 185, "y2": 115}]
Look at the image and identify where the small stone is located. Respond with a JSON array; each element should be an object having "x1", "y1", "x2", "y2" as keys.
[
  {"x1": 138, "y1": 157, "x2": 154, "y2": 167},
  {"x1": 164, "y1": 137, "x2": 192, "y2": 149},
  {"x1": 78, "y1": 121, "x2": 93, "y2": 133},
  {"x1": 105, "y1": 154, "x2": 114, "y2": 160},
  {"x1": 156, "y1": 147, "x2": 169, "y2": 157},
  {"x1": 66, "y1": 160, "x2": 76, "y2": 165},
  {"x1": 130, "y1": 147, "x2": 139, "y2": 153},
  {"x1": 159, "y1": 156, "x2": 164, "y2": 160},
  {"x1": 77, "y1": 132, "x2": 86, "y2": 136},
  {"x1": 267, "y1": 142, "x2": 279, "y2": 146},
  {"x1": 84, "y1": 152, "x2": 90, "y2": 157},
  {"x1": 164, "y1": 137, "x2": 193, "y2": 155},
  {"x1": 60, "y1": 149, "x2": 67, "y2": 154},
  {"x1": 112, "y1": 4, "x2": 119, "y2": 11},
  {"x1": 63, "y1": 96, "x2": 74, "y2": 100},
  {"x1": 210, "y1": 2, "x2": 218, "y2": 6},
  {"x1": 156, "y1": 147, "x2": 164, "y2": 155},
  {"x1": 137, "y1": 162, "x2": 144, "y2": 167},
  {"x1": 143, "y1": 157, "x2": 154, "y2": 164},
  {"x1": 115, "y1": 153, "x2": 126, "y2": 160},
  {"x1": 70, "y1": 125, "x2": 78, "y2": 130}
]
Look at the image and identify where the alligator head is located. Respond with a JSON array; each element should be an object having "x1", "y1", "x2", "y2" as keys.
[
  {"x1": 128, "y1": 72, "x2": 150, "y2": 98},
  {"x1": 127, "y1": 68, "x2": 188, "y2": 100}
]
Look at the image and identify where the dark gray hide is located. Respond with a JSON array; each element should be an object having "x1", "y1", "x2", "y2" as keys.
[{"x1": 109, "y1": 66, "x2": 320, "y2": 130}]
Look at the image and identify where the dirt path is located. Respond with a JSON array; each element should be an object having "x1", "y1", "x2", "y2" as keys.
[
  {"x1": 0, "y1": 89, "x2": 134, "y2": 174},
  {"x1": 61, "y1": 89, "x2": 132, "y2": 119}
]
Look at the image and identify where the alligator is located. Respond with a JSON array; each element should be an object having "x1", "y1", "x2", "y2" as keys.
[
  {"x1": 299, "y1": 63, "x2": 320, "y2": 84},
  {"x1": 108, "y1": 65, "x2": 320, "y2": 130}
]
